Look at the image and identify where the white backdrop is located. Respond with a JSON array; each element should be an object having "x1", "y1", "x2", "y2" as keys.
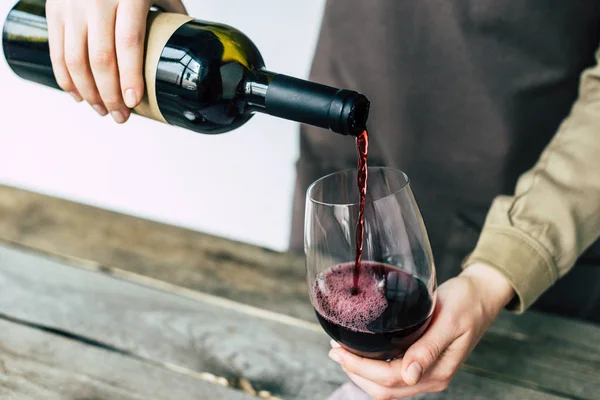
[{"x1": 0, "y1": 0, "x2": 326, "y2": 251}]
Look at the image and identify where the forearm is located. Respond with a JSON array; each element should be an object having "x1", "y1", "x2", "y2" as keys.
[
  {"x1": 464, "y1": 51, "x2": 600, "y2": 313},
  {"x1": 461, "y1": 263, "x2": 515, "y2": 316}
]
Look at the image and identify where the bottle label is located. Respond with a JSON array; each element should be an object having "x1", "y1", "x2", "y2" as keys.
[{"x1": 134, "y1": 12, "x2": 194, "y2": 123}]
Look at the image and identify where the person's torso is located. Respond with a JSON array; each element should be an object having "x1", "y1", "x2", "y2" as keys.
[{"x1": 296, "y1": 0, "x2": 600, "y2": 279}]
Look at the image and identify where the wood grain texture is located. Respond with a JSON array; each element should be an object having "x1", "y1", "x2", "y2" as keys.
[
  {"x1": 0, "y1": 185, "x2": 311, "y2": 321},
  {"x1": 0, "y1": 318, "x2": 254, "y2": 400},
  {"x1": 0, "y1": 244, "x2": 571, "y2": 400},
  {"x1": 1, "y1": 185, "x2": 600, "y2": 398},
  {"x1": 474, "y1": 312, "x2": 600, "y2": 399}
]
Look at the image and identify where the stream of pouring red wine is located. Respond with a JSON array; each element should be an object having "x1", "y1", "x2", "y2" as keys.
[{"x1": 352, "y1": 129, "x2": 369, "y2": 294}]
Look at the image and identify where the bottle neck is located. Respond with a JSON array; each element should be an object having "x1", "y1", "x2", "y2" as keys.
[
  {"x1": 244, "y1": 70, "x2": 370, "y2": 136},
  {"x1": 243, "y1": 69, "x2": 277, "y2": 110}
]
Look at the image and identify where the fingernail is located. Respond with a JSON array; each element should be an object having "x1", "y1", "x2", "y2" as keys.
[
  {"x1": 93, "y1": 104, "x2": 108, "y2": 116},
  {"x1": 111, "y1": 110, "x2": 126, "y2": 124},
  {"x1": 406, "y1": 362, "x2": 423, "y2": 385},
  {"x1": 68, "y1": 91, "x2": 83, "y2": 102},
  {"x1": 328, "y1": 350, "x2": 344, "y2": 365},
  {"x1": 124, "y1": 89, "x2": 138, "y2": 108},
  {"x1": 330, "y1": 340, "x2": 341, "y2": 348}
]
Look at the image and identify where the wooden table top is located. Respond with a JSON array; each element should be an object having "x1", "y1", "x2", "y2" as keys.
[{"x1": 0, "y1": 184, "x2": 599, "y2": 400}]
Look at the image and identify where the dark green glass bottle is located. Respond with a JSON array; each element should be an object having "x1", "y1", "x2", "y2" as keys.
[{"x1": 3, "y1": 0, "x2": 370, "y2": 135}]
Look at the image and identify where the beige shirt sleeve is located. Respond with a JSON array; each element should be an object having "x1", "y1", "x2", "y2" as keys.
[{"x1": 463, "y1": 48, "x2": 600, "y2": 313}]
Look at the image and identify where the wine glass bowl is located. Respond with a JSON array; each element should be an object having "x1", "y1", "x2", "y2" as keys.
[{"x1": 305, "y1": 167, "x2": 437, "y2": 360}]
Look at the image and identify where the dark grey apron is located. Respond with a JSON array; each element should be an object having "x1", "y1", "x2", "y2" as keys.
[{"x1": 290, "y1": 0, "x2": 600, "y2": 322}]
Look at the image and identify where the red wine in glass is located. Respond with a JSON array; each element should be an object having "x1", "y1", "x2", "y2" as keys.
[
  {"x1": 313, "y1": 261, "x2": 433, "y2": 360},
  {"x1": 305, "y1": 160, "x2": 436, "y2": 360}
]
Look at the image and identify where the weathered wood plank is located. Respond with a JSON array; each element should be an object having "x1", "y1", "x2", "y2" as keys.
[
  {"x1": 0, "y1": 317, "x2": 254, "y2": 400},
  {"x1": 0, "y1": 244, "x2": 570, "y2": 400},
  {"x1": 0, "y1": 185, "x2": 311, "y2": 321},
  {"x1": 0, "y1": 242, "x2": 344, "y2": 399},
  {"x1": 1, "y1": 185, "x2": 600, "y2": 398},
  {"x1": 472, "y1": 312, "x2": 600, "y2": 400}
]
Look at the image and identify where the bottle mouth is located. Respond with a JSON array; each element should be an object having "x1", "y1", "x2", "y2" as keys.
[
  {"x1": 348, "y1": 94, "x2": 370, "y2": 135},
  {"x1": 336, "y1": 91, "x2": 370, "y2": 136}
]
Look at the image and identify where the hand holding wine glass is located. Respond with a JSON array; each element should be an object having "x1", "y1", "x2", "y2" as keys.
[
  {"x1": 305, "y1": 165, "x2": 515, "y2": 398},
  {"x1": 327, "y1": 263, "x2": 514, "y2": 399}
]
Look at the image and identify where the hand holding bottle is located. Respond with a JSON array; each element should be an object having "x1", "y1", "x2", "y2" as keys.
[
  {"x1": 45, "y1": 0, "x2": 187, "y2": 123},
  {"x1": 6, "y1": 1, "x2": 369, "y2": 135}
]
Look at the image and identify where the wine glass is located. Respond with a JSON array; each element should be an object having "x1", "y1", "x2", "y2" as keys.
[{"x1": 305, "y1": 167, "x2": 437, "y2": 360}]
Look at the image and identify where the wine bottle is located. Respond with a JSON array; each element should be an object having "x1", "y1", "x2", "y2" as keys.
[{"x1": 2, "y1": 0, "x2": 370, "y2": 135}]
